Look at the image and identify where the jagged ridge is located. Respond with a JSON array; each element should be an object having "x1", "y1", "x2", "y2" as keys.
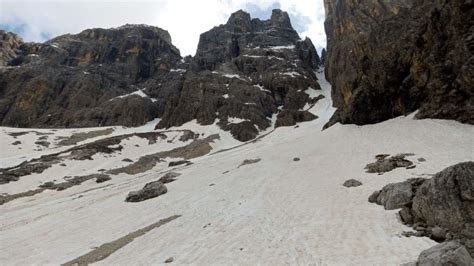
[{"x1": 0, "y1": 9, "x2": 322, "y2": 141}]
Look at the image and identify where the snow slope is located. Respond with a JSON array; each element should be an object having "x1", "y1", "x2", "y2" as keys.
[{"x1": 1, "y1": 72, "x2": 473, "y2": 265}]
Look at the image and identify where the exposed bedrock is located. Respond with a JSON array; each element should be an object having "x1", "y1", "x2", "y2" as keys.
[
  {"x1": 0, "y1": 26, "x2": 183, "y2": 128},
  {"x1": 1, "y1": 9, "x2": 323, "y2": 142},
  {"x1": 156, "y1": 9, "x2": 322, "y2": 141},
  {"x1": 324, "y1": 0, "x2": 474, "y2": 127}
]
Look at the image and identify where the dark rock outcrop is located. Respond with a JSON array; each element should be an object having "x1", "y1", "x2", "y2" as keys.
[
  {"x1": 0, "y1": 25, "x2": 183, "y2": 128},
  {"x1": 369, "y1": 162, "x2": 474, "y2": 257},
  {"x1": 0, "y1": 131, "x2": 167, "y2": 184},
  {"x1": 156, "y1": 9, "x2": 322, "y2": 141},
  {"x1": 125, "y1": 181, "x2": 167, "y2": 202},
  {"x1": 107, "y1": 134, "x2": 219, "y2": 175},
  {"x1": 1, "y1": 9, "x2": 322, "y2": 142},
  {"x1": 0, "y1": 30, "x2": 23, "y2": 66},
  {"x1": 324, "y1": 0, "x2": 474, "y2": 127}
]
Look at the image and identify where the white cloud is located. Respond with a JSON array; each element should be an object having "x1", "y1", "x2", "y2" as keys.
[{"x1": 0, "y1": 0, "x2": 326, "y2": 56}]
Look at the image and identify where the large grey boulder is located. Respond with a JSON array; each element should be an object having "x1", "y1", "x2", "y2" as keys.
[
  {"x1": 125, "y1": 181, "x2": 167, "y2": 202},
  {"x1": 369, "y1": 162, "x2": 474, "y2": 260},
  {"x1": 369, "y1": 178, "x2": 425, "y2": 210},
  {"x1": 412, "y1": 162, "x2": 474, "y2": 234},
  {"x1": 417, "y1": 241, "x2": 474, "y2": 266}
]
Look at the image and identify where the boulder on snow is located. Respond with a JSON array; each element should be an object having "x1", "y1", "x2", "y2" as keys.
[
  {"x1": 168, "y1": 160, "x2": 191, "y2": 167},
  {"x1": 412, "y1": 161, "x2": 474, "y2": 235},
  {"x1": 125, "y1": 181, "x2": 167, "y2": 202},
  {"x1": 370, "y1": 162, "x2": 474, "y2": 258},
  {"x1": 369, "y1": 178, "x2": 425, "y2": 210},
  {"x1": 343, "y1": 179, "x2": 362, "y2": 188},
  {"x1": 158, "y1": 172, "x2": 181, "y2": 184},
  {"x1": 416, "y1": 241, "x2": 474, "y2": 266},
  {"x1": 95, "y1": 174, "x2": 112, "y2": 183}
]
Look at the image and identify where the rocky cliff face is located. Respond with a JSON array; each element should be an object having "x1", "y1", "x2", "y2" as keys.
[
  {"x1": 0, "y1": 25, "x2": 184, "y2": 127},
  {"x1": 324, "y1": 0, "x2": 474, "y2": 127},
  {"x1": 157, "y1": 9, "x2": 322, "y2": 141},
  {"x1": 0, "y1": 30, "x2": 24, "y2": 66},
  {"x1": 0, "y1": 9, "x2": 322, "y2": 141}
]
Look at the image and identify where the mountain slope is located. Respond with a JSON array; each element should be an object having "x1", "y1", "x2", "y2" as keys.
[
  {"x1": 0, "y1": 9, "x2": 322, "y2": 142},
  {"x1": 1, "y1": 72, "x2": 473, "y2": 264}
]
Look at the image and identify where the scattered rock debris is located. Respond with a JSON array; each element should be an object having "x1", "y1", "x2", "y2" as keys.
[{"x1": 365, "y1": 153, "x2": 414, "y2": 174}]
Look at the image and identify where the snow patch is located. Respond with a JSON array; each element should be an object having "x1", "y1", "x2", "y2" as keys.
[
  {"x1": 170, "y1": 69, "x2": 186, "y2": 73},
  {"x1": 268, "y1": 45, "x2": 295, "y2": 50},
  {"x1": 243, "y1": 55, "x2": 284, "y2": 61},
  {"x1": 281, "y1": 72, "x2": 301, "y2": 78},
  {"x1": 111, "y1": 89, "x2": 157, "y2": 102},
  {"x1": 228, "y1": 117, "x2": 250, "y2": 124},
  {"x1": 254, "y1": 85, "x2": 271, "y2": 93}
]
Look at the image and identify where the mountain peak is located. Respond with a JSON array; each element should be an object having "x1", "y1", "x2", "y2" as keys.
[
  {"x1": 270, "y1": 9, "x2": 292, "y2": 29},
  {"x1": 226, "y1": 9, "x2": 252, "y2": 33},
  {"x1": 228, "y1": 9, "x2": 251, "y2": 22}
]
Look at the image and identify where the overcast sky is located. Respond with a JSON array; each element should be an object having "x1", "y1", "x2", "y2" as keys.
[{"x1": 0, "y1": 0, "x2": 326, "y2": 56}]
